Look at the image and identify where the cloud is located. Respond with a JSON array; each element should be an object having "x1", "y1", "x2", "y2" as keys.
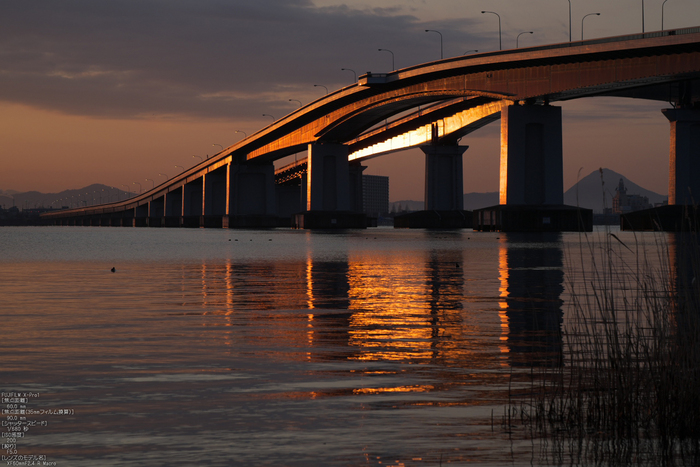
[{"x1": 0, "y1": 1, "x2": 482, "y2": 120}]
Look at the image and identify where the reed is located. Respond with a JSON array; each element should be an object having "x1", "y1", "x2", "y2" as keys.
[{"x1": 508, "y1": 225, "x2": 700, "y2": 466}]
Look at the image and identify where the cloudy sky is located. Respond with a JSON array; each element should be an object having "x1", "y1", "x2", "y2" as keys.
[{"x1": 2, "y1": 0, "x2": 699, "y2": 200}]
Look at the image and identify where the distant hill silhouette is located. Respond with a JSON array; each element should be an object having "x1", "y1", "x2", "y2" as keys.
[
  {"x1": 563, "y1": 168, "x2": 666, "y2": 212},
  {"x1": 0, "y1": 184, "x2": 136, "y2": 210}
]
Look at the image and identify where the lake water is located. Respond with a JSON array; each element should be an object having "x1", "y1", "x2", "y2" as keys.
[{"x1": 0, "y1": 226, "x2": 672, "y2": 466}]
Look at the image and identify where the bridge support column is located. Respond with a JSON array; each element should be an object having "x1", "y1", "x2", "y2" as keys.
[
  {"x1": 203, "y1": 167, "x2": 227, "y2": 228},
  {"x1": 228, "y1": 162, "x2": 279, "y2": 228},
  {"x1": 423, "y1": 145, "x2": 468, "y2": 210},
  {"x1": 295, "y1": 143, "x2": 366, "y2": 229},
  {"x1": 306, "y1": 143, "x2": 350, "y2": 211},
  {"x1": 182, "y1": 178, "x2": 203, "y2": 227},
  {"x1": 134, "y1": 203, "x2": 149, "y2": 227},
  {"x1": 149, "y1": 196, "x2": 164, "y2": 227},
  {"x1": 348, "y1": 162, "x2": 367, "y2": 213},
  {"x1": 164, "y1": 188, "x2": 183, "y2": 227},
  {"x1": 394, "y1": 144, "x2": 470, "y2": 229},
  {"x1": 473, "y1": 103, "x2": 589, "y2": 232},
  {"x1": 663, "y1": 108, "x2": 700, "y2": 205},
  {"x1": 499, "y1": 103, "x2": 563, "y2": 205}
]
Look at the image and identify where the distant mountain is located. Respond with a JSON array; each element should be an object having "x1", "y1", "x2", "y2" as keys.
[
  {"x1": 0, "y1": 184, "x2": 136, "y2": 210},
  {"x1": 564, "y1": 168, "x2": 666, "y2": 212}
]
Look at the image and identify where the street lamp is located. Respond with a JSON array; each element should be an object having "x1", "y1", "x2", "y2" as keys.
[
  {"x1": 262, "y1": 114, "x2": 275, "y2": 120},
  {"x1": 463, "y1": 49, "x2": 478, "y2": 55},
  {"x1": 121, "y1": 184, "x2": 130, "y2": 200},
  {"x1": 662, "y1": 0, "x2": 670, "y2": 31},
  {"x1": 481, "y1": 11, "x2": 501, "y2": 50},
  {"x1": 145, "y1": 178, "x2": 154, "y2": 189},
  {"x1": 175, "y1": 165, "x2": 184, "y2": 173},
  {"x1": 289, "y1": 99, "x2": 302, "y2": 107},
  {"x1": 313, "y1": 84, "x2": 328, "y2": 95},
  {"x1": 378, "y1": 48, "x2": 395, "y2": 70},
  {"x1": 641, "y1": 0, "x2": 645, "y2": 33},
  {"x1": 341, "y1": 68, "x2": 357, "y2": 82},
  {"x1": 133, "y1": 181, "x2": 142, "y2": 194},
  {"x1": 159, "y1": 173, "x2": 169, "y2": 180},
  {"x1": 567, "y1": 0, "x2": 571, "y2": 42},
  {"x1": 213, "y1": 143, "x2": 224, "y2": 152},
  {"x1": 235, "y1": 130, "x2": 247, "y2": 138},
  {"x1": 192, "y1": 154, "x2": 202, "y2": 162},
  {"x1": 581, "y1": 13, "x2": 600, "y2": 40},
  {"x1": 517, "y1": 31, "x2": 533, "y2": 48},
  {"x1": 425, "y1": 29, "x2": 443, "y2": 59}
]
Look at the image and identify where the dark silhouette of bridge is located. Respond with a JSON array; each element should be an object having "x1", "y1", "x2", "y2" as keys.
[{"x1": 44, "y1": 27, "x2": 700, "y2": 229}]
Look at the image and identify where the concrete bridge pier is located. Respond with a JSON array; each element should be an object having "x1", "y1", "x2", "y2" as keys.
[
  {"x1": 228, "y1": 162, "x2": 279, "y2": 228},
  {"x1": 348, "y1": 162, "x2": 367, "y2": 214},
  {"x1": 149, "y1": 196, "x2": 165, "y2": 227},
  {"x1": 182, "y1": 178, "x2": 203, "y2": 227},
  {"x1": 423, "y1": 145, "x2": 468, "y2": 210},
  {"x1": 203, "y1": 167, "x2": 227, "y2": 228},
  {"x1": 134, "y1": 203, "x2": 149, "y2": 227},
  {"x1": 163, "y1": 188, "x2": 183, "y2": 227},
  {"x1": 394, "y1": 144, "x2": 470, "y2": 228},
  {"x1": 630, "y1": 107, "x2": 700, "y2": 231},
  {"x1": 476, "y1": 102, "x2": 590, "y2": 231},
  {"x1": 500, "y1": 103, "x2": 563, "y2": 206},
  {"x1": 295, "y1": 143, "x2": 366, "y2": 229},
  {"x1": 663, "y1": 108, "x2": 700, "y2": 205}
]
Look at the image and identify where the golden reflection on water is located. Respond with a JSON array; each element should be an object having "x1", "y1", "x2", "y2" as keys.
[
  {"x1": 497, "y1": 243, "x2": 511, "y2": 357},
  {"x1": 347, "y1": 256, "x2": 434, "y2": 361},
  {"x1": 176, "y1": 232, "x2": 569, "y2": 371}
]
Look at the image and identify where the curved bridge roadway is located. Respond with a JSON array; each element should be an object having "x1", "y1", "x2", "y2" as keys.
[{"x1": 44, "y1": 27, "x2": 700, "y2": 228}]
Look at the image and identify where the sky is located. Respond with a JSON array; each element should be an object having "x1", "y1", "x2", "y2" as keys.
[{"x1": 1, "y1": 0, "x2": 698, "y2": 201}]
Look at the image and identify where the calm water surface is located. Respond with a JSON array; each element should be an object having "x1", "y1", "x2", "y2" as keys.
[{"x1": 0, "y1": 226, "x2": 670, "y2": 466}]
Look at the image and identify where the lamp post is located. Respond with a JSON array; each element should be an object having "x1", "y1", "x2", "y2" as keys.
[
  {"x1": 662, "y1": 0, "x2": 669, "y2": 30},
  {"x1": 121, "y1": 184, "x2": 130, "y2": 200},
  {"x1": 289, "y1": 99, "x2": 302, "y2": 107},
  {"x1": 212, "y1": 143, "x2": 223, "y2": 152},
  {"x1": 133, "y1": 181, "x2": 142, "y2": 194},
  {"x1": 262, "y1": 114, "x2": 275, "y2": 120},
  {"x1": 175, "y1": 165, "x2": 184, "y2": 173},
  {"x1": 517, "y1": 31, "x2": 533, "y2": 48},
  {"x1": 425, "y1": 29, "x2": 443, "y2": 59},
  {"x1": 567, "y1": 0, "x2": 571, "y2": 41},
  {"x1": 145, "y1": 178, "x2": 154, "y2": 189},
  {"x1": 159, "y1": 173, "x2": 169, "y2": 181},
  {"x1": 341, "y1": 68, "x2": 357, "y2": 82},
  {"x1": 378, "y1": 48, "x2": 395, "y2": 70},
  {"x1": 581, "y1": 13, "x2": 600, "y2": 40},
  {"x1": 641, "y1": 0, "x2": 645, "y2": 33},
  {"x1": 481, "y1": 11, "x2": 501, "y2": 50},
  {"x1": 313, "y1": 84, "x2": 328, "y2": 95},
  {"x1": 235, "y1": 130, "x2": 247, "y2": 138},
  {"x1": 463, "y1": 49, "x2": 478, "y2": 55},
  {"x1": 192, "y1": 154, "x2": 202, "y2": 162}
]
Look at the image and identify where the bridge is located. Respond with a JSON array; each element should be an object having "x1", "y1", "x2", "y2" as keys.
[{"x1": 43, "y1": 27, "x2": 700, "y2": 230}]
